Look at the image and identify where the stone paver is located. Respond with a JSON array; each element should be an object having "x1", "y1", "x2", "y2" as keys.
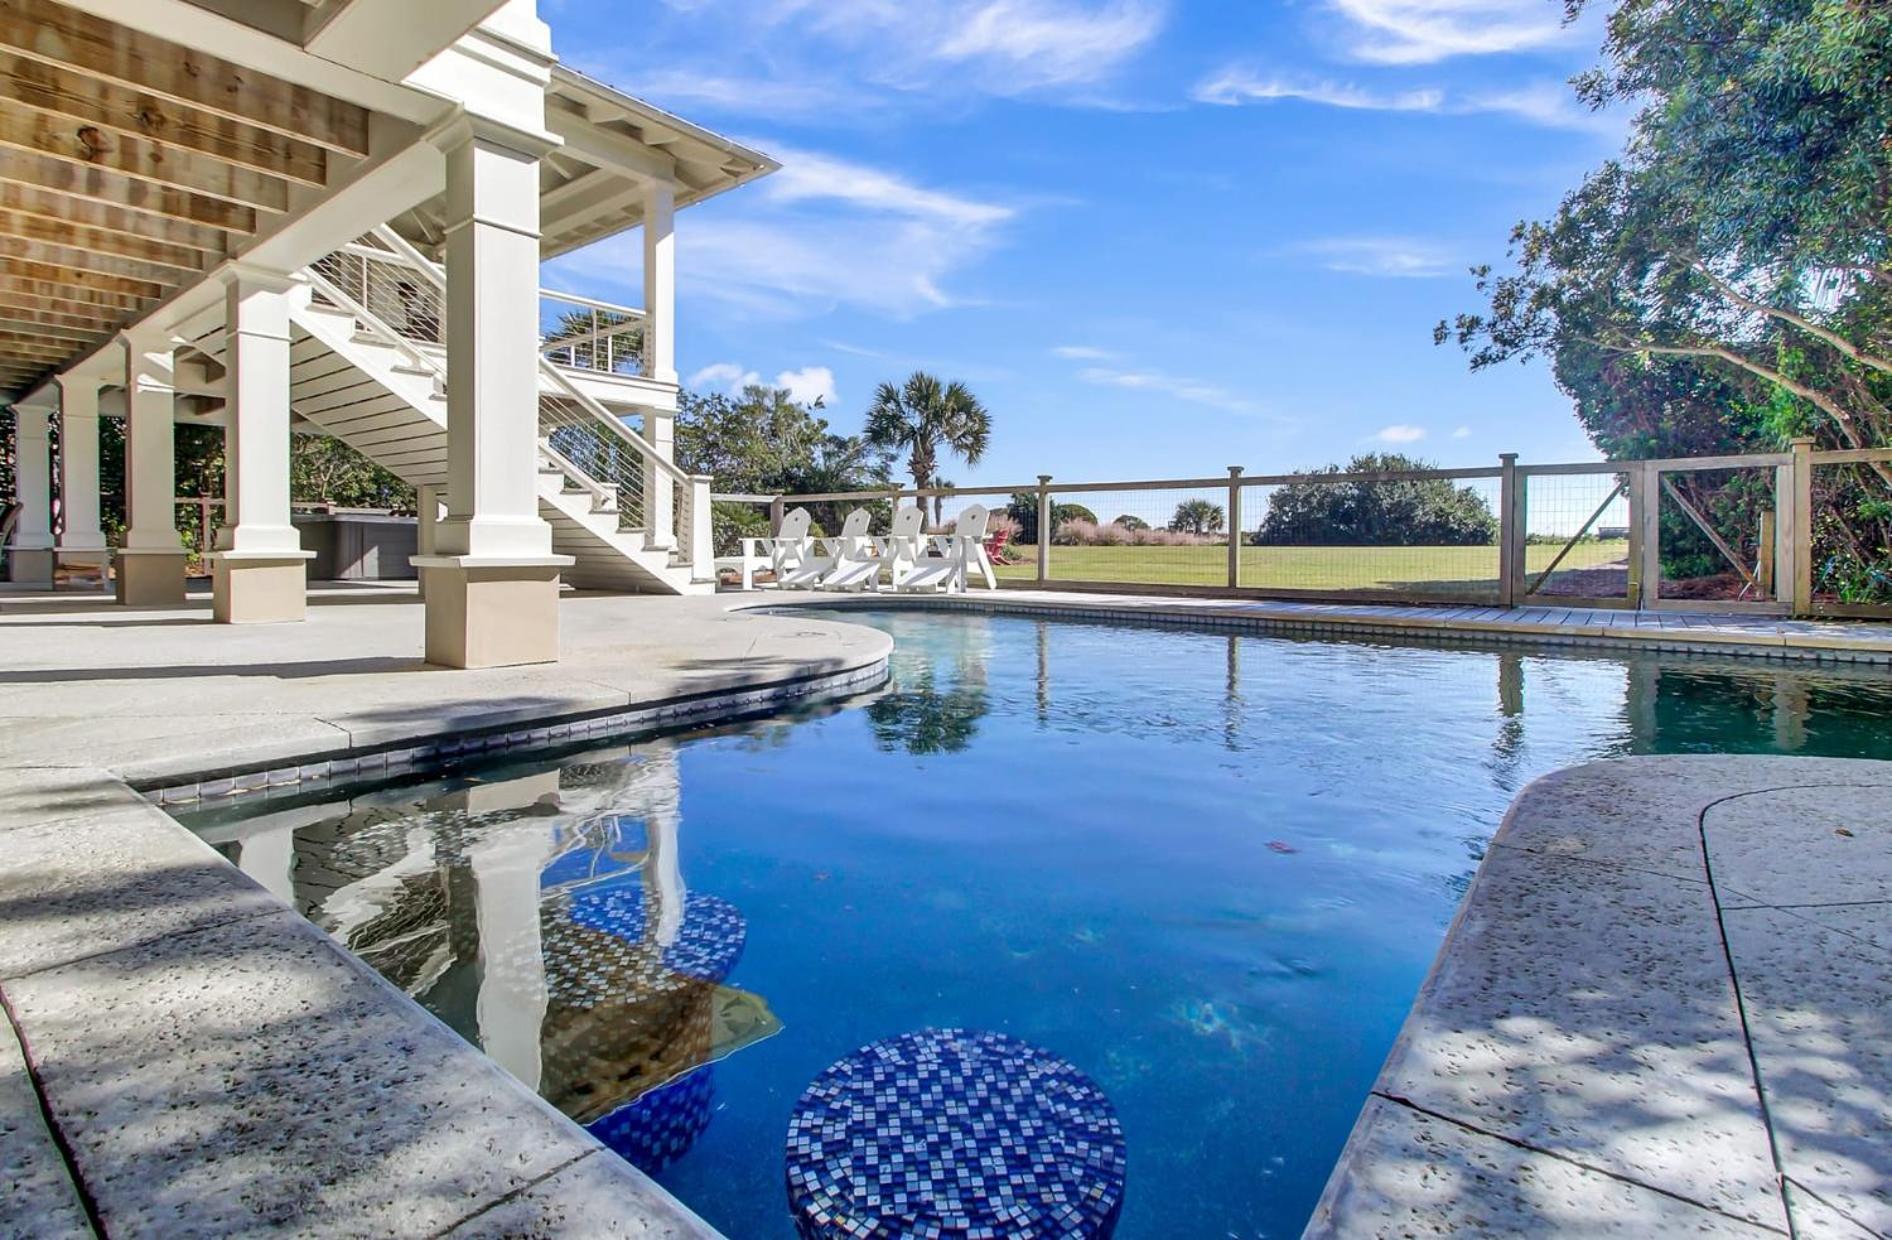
[
  {"x1": 0, "y1": 1011, "x2": 91, "y2": 1240},
  {"x1": 1303, "y1": 1098, "x2": 1779, "y2": 1238},
  {"x1": 1312, "y1": 755, "x2": 1892, "y2": 1238},
  {"x1": 445, "y1": 1150, "x2": 719, "y2": 1238}
]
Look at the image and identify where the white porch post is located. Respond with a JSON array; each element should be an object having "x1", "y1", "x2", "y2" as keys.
[
  {"x1": 7, "y1": 404, "x2": 54, "y2": 584},
  {"x1": 414, "y1": 482, "x2": 442, "y2": 599},
  {"x1": 638, "y1": 179, "x2": 678, "y2": 552},
  {"x1": 54, "y1": 377, "x2": 106, "y2": 573},
  {"x1": 212, "y1": 270, "x2": 314, "y2": 623},
  {"x1": 116, "y1": 329, "x2": 188, "y2": 606},
  {"x1": 413, "y1": 115, "x2": 571, "y2": 668}
]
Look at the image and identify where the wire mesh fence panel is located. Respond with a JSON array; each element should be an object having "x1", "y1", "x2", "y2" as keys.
[
  {"x1": 1240, "y1": 473, "x2": 1504, "y2": 600},
  {"x1": 710, "y1": 499, "x2": 773, "y2": 559},
  {"x1": 1810, "y1": 459, "x2": 1892, "y2": 610},
  {"x1": 1519, "y1": 470, "x2": 1631, "y2": 601},
  {"x1": 1654, "y1": 466, "x2": 1778, "y2": 602},
  {"x1": 992, "y1": 486, "x2": 1233, "y2": 587}
]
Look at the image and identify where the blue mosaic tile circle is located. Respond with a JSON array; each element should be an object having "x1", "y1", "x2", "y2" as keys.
[
  {"x1": 785, "y1": 1029, "x2": 1127, "y2": 1239},
  {"x1": 588, "y1": 1065, "x2": 715, "y2": 1173}
]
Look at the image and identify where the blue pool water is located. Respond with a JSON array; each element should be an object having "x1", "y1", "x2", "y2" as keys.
[{"x1": 183, "y1": 612, "x2": 1892, "y2": 1237}]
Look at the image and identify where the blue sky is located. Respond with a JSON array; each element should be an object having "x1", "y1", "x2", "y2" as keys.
[{"x1": 540, "y1": 0, "x2": 1625, "y2": 486}]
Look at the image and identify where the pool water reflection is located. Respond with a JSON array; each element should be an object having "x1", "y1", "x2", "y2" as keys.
[{"x1": 182, "y1": 613, "x2": 1892, "y2": 1238}]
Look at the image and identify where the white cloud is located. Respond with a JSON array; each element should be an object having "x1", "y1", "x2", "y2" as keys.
[
  {"x1": 1296, "y1": 236, "x2": 1460, "y2": 279},
  {"x1": 1452, "y1": 425, "x2": 1472, "y2": 439},
  {"x1": 1194, "y1": 69, "x2": 1614, "y2": 133},
  {"x1": 1194, "y1": 71, "x2": 1442, "y2": 112},
  {"x1": 1077, "y1": 366, "x2": 1267, "y2": 416},
  {"x1": 1321, "y1": 0, "x2": 1573, "y2": 64},
  {"x1": 1373, "y1": 424, "x2": 1428, "y2": 444},
  {"x1": 600, "y1": 0, "x2": 1168, "y2": 119},
  {"x1": 1053, "y1": 345, "x2": 1115, "y2": 360},
  {"x1": 689, "y1": 362, "x2": 762, "y2": 391},
  {"x1": 553, "y1": 144, "x2": 1014, "y2": 319},
  {"x1": 776, "y1": 365, "x2": 838, "y2": 408}
]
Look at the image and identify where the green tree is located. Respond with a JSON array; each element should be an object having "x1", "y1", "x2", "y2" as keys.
[
  {"x1": 1254, "y1": 454, "x2": 1498, "y2": 547},
  {"x1": 1439, "y1": 0, "x2": 1892, "y2": 594},
  {"x1": 1168, "y1": 498, "x2": 1225, "y2": 535},
  {"x1": 291, "y1": 435, "x2": 416, "y2": 511},
  {"x1": 864, "y1": 372, "x2": 991, "y2": 497},
  {"x1": 1004, "y1": 494, "x2": 1096, "y2": 544}
]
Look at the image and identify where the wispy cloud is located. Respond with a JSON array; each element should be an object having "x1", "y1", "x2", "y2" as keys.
[
  {"x1": 1321, "y1": 0, "x2": 1574, "y2": 64},
  {"x1": 689, "y1": 362, "x2": 761, "y2": 391},
  {"x1": 1295, "y1": 236, "x2": 1461, "y2": 279},
  {"x1": 688, "y1": 360, "x2": 839, "y2": 407},
  {"x1": 1373, "y1": 423, "x2": 1428, "y2": 444},
  {"x1": 1052, "y1": 345, "x2": 1115, "y2": 360},
  {"x1": 1077, "y1": 366, "x2": 1267, "y2": 416},
  {"x1": 589, "y1": 0, "x2": 1168, "y2": 119},
  {"x1": 777, "y1": 365, "x2": 838, "y2": 407},
  {"x1": 1195, "y1": 69, "x2": 1613, "y2": 133},
  {"x1": 1452, "y1": 424, "x2": 1472, "y2": 439},
  {"x1": 552, "y1": 144, "x2": 1015, "y2": 319}
]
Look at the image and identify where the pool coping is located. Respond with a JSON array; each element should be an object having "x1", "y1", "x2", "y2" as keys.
[
  {"x1": 1304, "y1": 754, "x2": 1892, "y2": 1237},
  {"x1": 0, "y1": 602, "x2": 895, "y2": 1239},
  {"x1": 762, "y1": 588, "x2": 1892, "y2": 664}
]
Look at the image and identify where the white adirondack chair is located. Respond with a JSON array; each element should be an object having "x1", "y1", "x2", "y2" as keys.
[
  {"x1": 777, "y1": 507, "x2": 870, "y2": 589},
  {"x1": 879, "y1": 504, "x2": 927, "y2": 582},
  {"x1": 722, "y1": 506, "x2": 816, "y2": 590},
  {"x1": 891, "y1": 504, "x2": 997, "y2": 593},
  {"x1": 815, "y1": 508, "x2": 886, "y2": 591}
]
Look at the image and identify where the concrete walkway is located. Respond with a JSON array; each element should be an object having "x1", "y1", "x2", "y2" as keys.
[
  {"x1": 0, "y1": 585, "x2": 891, "y2": 1237},
  {"x1": 1307, "y1": 755, "x2": 1892, "y2": 1238}
]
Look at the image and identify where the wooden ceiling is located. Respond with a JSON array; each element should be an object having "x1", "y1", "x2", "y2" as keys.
[{"x1": 0, "y1": 0, "x2": 369, "y2": 401}]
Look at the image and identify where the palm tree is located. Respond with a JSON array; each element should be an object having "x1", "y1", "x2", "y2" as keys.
[
  {"x1": 1169, "y1": 498, "x2": 1226, "y2": 535},
  {"x1": 863, "y1": 373, "x2": 991, "y2": 511}
]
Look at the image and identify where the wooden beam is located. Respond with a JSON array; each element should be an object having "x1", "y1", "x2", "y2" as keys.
[
  {"x1": 0, "y1": 181, "x2": 227, "y2": 255},
  {"x1": 0, "y1": 277, "x2": 155, "y2": 314},
  {"x1": 0, "y1": 332, "x2": 83, "y2": 360},
  {"x1": 0, "y1": 235, "x2": 193, "y2": 285},
  {"x1": 0, "y1": 0, "x2": 371, "y2": 156},
  {"x1": 0, "y1": 297, "x2": 126, "y2": 330},
  {"x1": 0, "y1": 314, "x2": 102, "y2": 343},
  {"x1": 0, "y1": 256, "x2": 167, "y2": 300},
  {"x1": 0, "y1": 54, "x2": 329, "y2": 187},
  {"x1": 0, "y1": 207, "x2": 205, "y2": 269},
  {"x1": 0, "y1": 96, "x2": 290, "y2": 212},
  {"x1": 0, "y1": 149, "x2": 257, "y2": 233}
]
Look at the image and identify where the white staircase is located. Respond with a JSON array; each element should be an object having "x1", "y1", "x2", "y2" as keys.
[{"x1": 188, "y1": 233, "x2": 712, "y2": 595}]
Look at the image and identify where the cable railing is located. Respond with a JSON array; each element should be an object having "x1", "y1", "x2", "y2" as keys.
[{"x1": 720, "y1": 443, "x2": 1892, "y2": 617}]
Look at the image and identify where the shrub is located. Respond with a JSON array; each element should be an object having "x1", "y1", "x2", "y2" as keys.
[{"x1": 1113, "y1": 514, "x2": 1149, "y2": 531}]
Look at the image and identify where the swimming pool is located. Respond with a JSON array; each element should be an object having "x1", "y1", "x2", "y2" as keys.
[{"x1": 181, "y1": 611, "x2": 1892, "y2": 1237}]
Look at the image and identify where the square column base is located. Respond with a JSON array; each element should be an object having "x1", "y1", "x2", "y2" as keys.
[
  {"x1": 414, "y1": 556, "x2": 572, "y2": 669},
  {"x1": 211, "y1": 553, "x2": 314, "y2": 624},
  {"x1": 7, "y1": 548, "x2": 54, "y2": 585},
  {"x1": 115, "y1": 550, "x2": 189, "y2": 606}
]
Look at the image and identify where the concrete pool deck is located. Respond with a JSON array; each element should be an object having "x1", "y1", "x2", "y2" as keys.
[
  {"x1": 0, "y1": 585, "x2": 892, "y2": 1237},
  {"x1": 1307, "y1": 755, "x2": 1892, "y2": 1238},
  {"x1": 1, "y1": 582, "x2": 1888, "y2": 1235}
]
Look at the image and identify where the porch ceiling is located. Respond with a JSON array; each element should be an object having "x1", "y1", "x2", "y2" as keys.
[{"x1": 0, "y1": 0, "x2": 370, "y2": 401}]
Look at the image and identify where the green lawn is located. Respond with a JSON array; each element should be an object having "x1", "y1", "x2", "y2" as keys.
[{"x1": 995, "y1": 540, "x2": 1629, "y2": 595}]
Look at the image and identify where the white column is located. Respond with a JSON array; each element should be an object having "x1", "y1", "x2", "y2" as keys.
[
  {"x1": 413, "y1": 115, "x2": 571, "y2": 668},
  {"x1": 115, "y1": 329, "x2": 188, "y2": 606},
  {"x1": 642, "y1": 179, "x2": 676, "y2": 384},
  {"x1": 434, "y1": 122, "x2": 557, "y2": 561},
  {"x1": 217, "y1": 272, "x2": 303, "y2": 555},
  {"x1": 211, "y1": 271, "x2": 313, "y2": 623},
  {"x1": 54, "y1": 377, "x2": 105, "y2": 555},
  {"x1": 7, "y1": 404, "x2": 53, "y2": 584}
]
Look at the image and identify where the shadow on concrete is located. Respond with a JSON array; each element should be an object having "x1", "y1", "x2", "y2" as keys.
[{"x1": 0, "y1": 657, "x2": 427, "y2": 684}]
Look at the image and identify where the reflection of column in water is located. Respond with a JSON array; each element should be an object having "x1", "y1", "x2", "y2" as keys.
[
  {"x1": 234, "y1": 823, "x2": 298, "y2": 907},
  {"x1": 468, "y1": 825, "x2": 557, "y2": 1091},
  {"x1": 1498, "y1": 652, "x2": 1524, "y2": 718},
  {"x1": 1489, "y1": 652, "x2": 1527, "y2": 784},
  {"x1": 1770, "y1": 673, "x2": 1809, "y2": 751}
]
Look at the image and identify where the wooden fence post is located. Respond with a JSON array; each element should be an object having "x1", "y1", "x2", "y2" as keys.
[
  {"x1": 1226, "y1": 466, "x2": 1244, "y2": 590},
  {"x1": 768, "y1": 495, "x2": 785, "y2": 535},
  {"x1": 1036, "y1": 474, "x2": 1052, "y2": 585},
  {"x1": 1790, "y1": 437, "x2": 1815, "y2": 615},
  {"x1": 1497, "y1": 453, "x2": 1520, "y2": 608}
]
